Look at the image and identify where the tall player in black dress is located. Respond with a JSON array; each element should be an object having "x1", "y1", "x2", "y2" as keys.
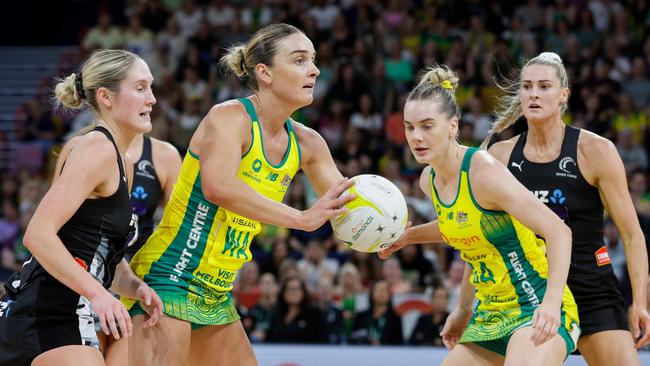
[
  {"x1": 0, "y1": 49, "x2": 163, "y2": 366},
  {"x1": 482, "y1": 52, "x2": 649, "y2": 365},
  {"x1": 101, "y1": 135, "x2": 181, "y2": 365},
  {"x1": 126, "y1": 134, "x2": 182, "y2": 260}
]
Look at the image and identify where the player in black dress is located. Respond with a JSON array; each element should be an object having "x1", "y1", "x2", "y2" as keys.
[
  {"x1": 101, "y1": 135, "x2": 180, "y2": 365},
  {"x1": 484, "y1": 52, "x2": 649, "y2": 365},
  {"x1": 0, "y1": 49, "x2": 163, "y2": 366},
  {"x1": 126, "y1": 134, "x2": 181, "y2": 261}
]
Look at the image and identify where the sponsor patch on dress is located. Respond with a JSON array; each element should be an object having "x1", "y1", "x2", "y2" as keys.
[{"x1": 595, "y1": 246, "x2": 611, "y2": 266}]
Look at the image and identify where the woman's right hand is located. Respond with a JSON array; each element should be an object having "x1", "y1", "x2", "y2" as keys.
[
  {"x1": 441, "y1": 306, "x2": 472, "y2": 349},
  {"x1": 300, "y1": 178, "x2": 355, "y2": 232},
  {"x1": 378, "y1": 222, "x2": 412, "y2": 259},
  {"x1": 89, "y1": 289, "x2": 133, "y2": 340}
]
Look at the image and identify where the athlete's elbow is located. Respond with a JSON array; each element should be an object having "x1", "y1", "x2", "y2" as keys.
[
  {"x1": 203, "y1": 184, "x2": 231, "y2": 206},
  {"x1": 22, "y1": 227, "x2": 43, "y2": 253},
  {"x1": 556, "y1": 224, "x2": 572, "y2": 250}
]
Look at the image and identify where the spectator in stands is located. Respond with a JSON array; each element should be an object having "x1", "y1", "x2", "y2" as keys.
[
  {"x1": 624, "y1": 57, "x2": 650, "y2": 111},
  {"x1": 616, "y1": 128, "x2": 648, "y2": 175},
  {"x1": 324, "y1": 63, "x2": 370, "y2": 116},
  {"x1": 307, "y1": 0, "x2": 340, "y2": 32},
  {"x1": 315, "y1": 276, "x2": 344, "y2": 344},
  {"x1": 171, "y1": 98, "x2": 201, "y2": 151},
  {"x1": 139, "y1": 0, "x2": 170, "y2": 33},
  {"x1": 173, "y1": 0, "x2": 203, "y2": 39},
  {"x1": 239, "y1": 0, "x2": 273, "y2": 30},
  {"x1": 266, "y1": 276, "x2": 325, "y2": 343},
  {"x1": 349, "y1": 280, "x2": 403, "y2": 345},
  {"x1": 337, "y1": 262, "x2": 363, "y2": 340},
  {"x1": 82, "y1": 11, "x2": 123, "y2": 52},
  {"x1": 245, "y1": 272, "x2": 279, "y2": 343},
  {"x1": 409, "y1": 285, "x2": 449, "y2": 346},
  {"x1": 629, "y1": 170, "x2": 650, "y2": 218},
  {"x1": 260, "y1": 237, "x2": 290, "y2": 279},
  {"x1": 350, "y1": 93, "x2": 383, "y2": 133},
  {"x1": 613, "y1": 94, "x2": 649, "y2": 145},
  {"x1": 124, "y1": 15, "x2": 155, "y2": 64},
  {"x1": 350, "y1": 250, "x2": 383, "y2": 288},
  {"x1": 397, "y1": 244, "x2": 436, "y2": 292},
  {"x1": 382, "y1": 257, "x2": 411, "y2": 295},
  {"x1": 444, "y1": 258, "x2": 465, "y2": 312},
  {"x1": 278, "y1": 258, "x2": 300, "y2": 284},
  {"x1": 318, "y1": 99, "x2": 347, "y2": 149},
  {"x1": 463, "y1": 96, "x2": 493, "y2": 143},
  {"x1": 205, "y1": 0, "x2": 236, "y2": 32},
  {"x1": 235, "y1": 261, "x2": 262, "y2": 311},
  {"x1": 298, "y1": 239, "x2": 339, "y2": 293},
  {"x1": 156, "y1": 17, "x2": 186, "y2": 73}
]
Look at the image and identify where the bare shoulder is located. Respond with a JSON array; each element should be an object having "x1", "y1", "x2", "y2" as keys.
[
  {"x1": 468, "y1": 149, "x2": 507, "y2": 185},
  {"x1": 290, "y1": 119, "x2": 328, "y2": 162},
  {"x1": 418, "y1": 165, "x2": 433, "y2": 196},
  {"x1": 191, "y1": 99, "x2": 252, "y2": 154},
  {"x1": 205, "y1": 99, "x2": 251, "y2": 126},
  {"x1": 487, "y1": 135, "x2": 520, "y2": 165},
  {"x1": 290, "y1": 119, "x2": 322, "y2": 145},
  {"x1": 54, "y1": 131, "x2": 117, "y2": 186},
  {"x1": 577, "y1": 128, "x2": 616, "y2": 159},
  {"x1": 150, "y1": 137, "x2": 181, "y2": 160},
  {"x1": 577, "y1": 128, "x2": 620, "y2": 183},
  {"x1": 67, "y1": 131, "x2": 117, "y2": 164}
]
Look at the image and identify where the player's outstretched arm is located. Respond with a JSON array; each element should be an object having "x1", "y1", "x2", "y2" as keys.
[{"x1": 379, "y1": 166, "x2": 444, "y2": 259}]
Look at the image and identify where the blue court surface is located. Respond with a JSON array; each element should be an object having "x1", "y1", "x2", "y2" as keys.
[{"x1": 254, "y1": 344, "x2": 650, "y2": 366}]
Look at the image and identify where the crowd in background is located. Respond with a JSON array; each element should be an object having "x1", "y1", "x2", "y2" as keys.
[{"x1": 1, "y1": 0, "x2": 650, "y2": 347}]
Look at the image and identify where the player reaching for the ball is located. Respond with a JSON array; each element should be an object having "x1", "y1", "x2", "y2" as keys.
[
  {"x1": 124, "y1": 23, "x2": 354, "y2": 366},
  {"x1": 379, "y1": 65, "x2": 580, "y2": 366}
]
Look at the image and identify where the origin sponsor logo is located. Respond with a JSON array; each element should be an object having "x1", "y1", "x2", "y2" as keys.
[{"x1": 441, "y1": 233, "x2": 480, "y2": 246}]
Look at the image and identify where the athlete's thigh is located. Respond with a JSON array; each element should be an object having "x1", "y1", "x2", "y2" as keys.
[
  {"x1": 504, "y1": 326, "x2": 565, "y2": 366},
  {"x1": 578, "y1": 330, "x2": 639, "y2": 366},
  {"x1": 440, "y1": 343, "x2": 504, "y2": 366},
  {"x1": 189, "y1": 320, "x2": 257, "y2": 366},
  {"x1": 130, "y1": 314, "x2": 192, "y2": 366},
  {"x1": 98, "y1": 334, "x2": 127, "y2": 366},
  {"x1": 32, "y1": 345, "x2": 104, "y2": 366}
]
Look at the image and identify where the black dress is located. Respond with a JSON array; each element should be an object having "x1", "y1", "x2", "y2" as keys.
[{"x1": 0, "y1": 127, "x2": 136, "y2": 366}]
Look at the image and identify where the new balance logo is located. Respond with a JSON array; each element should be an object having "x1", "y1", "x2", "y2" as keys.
[{"x1": 511, "y1": 160, "x2": 524, "y2": 172}]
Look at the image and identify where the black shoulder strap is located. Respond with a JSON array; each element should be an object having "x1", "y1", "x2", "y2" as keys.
[
  {"x1": 560, "y1": 125, "x2": 580, "y2": 159},
  {"x1": 93, "y1": 126, "x2": 126, "y2": 180},
  {"x1": 508, "y1": 131, "x2": 528, "y2": 164},
  {"x1": 141, "y1": 135, "x2": 152, "y2": 163}
]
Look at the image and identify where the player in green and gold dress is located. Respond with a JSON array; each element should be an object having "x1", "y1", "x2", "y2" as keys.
[
  {"x1": 380, "y1": 65, "x2": 580, "y2": 366},
  {"x1": 123, "y1": 24, "x2": 354, "y2": 366}
]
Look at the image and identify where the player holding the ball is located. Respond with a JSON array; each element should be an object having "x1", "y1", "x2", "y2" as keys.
[
  {"x1": 125, "y1": 23, "x2": 354, "y2": 366},
  {"x1": 379, "y1": 65, "x2": 580, "y2": 366}
]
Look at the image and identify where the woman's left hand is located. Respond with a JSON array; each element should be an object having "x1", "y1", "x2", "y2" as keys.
[{"x1": 135, "y1": 282, "x2": 164, "y2": 328}]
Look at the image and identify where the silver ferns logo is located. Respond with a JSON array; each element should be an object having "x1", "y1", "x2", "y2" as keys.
[{"x1": 557, "y1": 157, "x2": 577, "y2": 179}]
